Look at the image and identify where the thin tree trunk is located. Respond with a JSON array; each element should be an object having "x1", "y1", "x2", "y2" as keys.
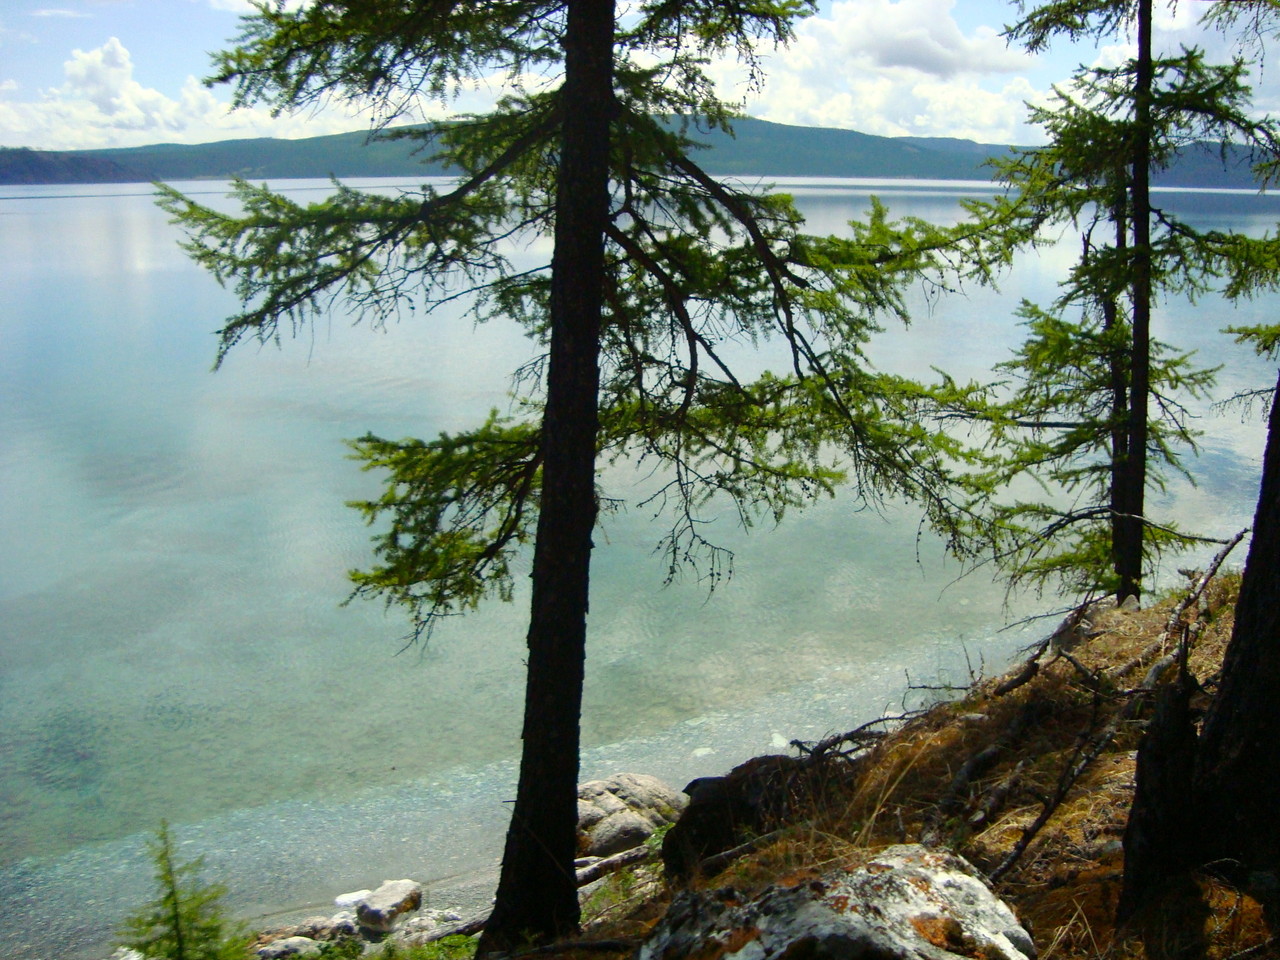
[
  {"x1": 477, "y1": 0, "x2": 615, "y2": 951},
  {"x1": 1194, "y1": 367, "x2": 1280, "y2": 902},
  {"x1": 1105, "y1": 176, "x2": 1130, "y2": 596},
  {"x1": 1115, "y1": 0, "x2": 1153, "y2": 603}
]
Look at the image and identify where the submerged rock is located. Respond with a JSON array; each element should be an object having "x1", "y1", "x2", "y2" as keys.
[{"x1": 639, "y1": 844, "x2": 1035, "y2": 960}]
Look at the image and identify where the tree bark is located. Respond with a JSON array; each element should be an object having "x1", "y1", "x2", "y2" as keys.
[
  {"x1": 1194, "y1": 366, "x2": 1280, "y2": 904},
  {"x1": 1115, "y1": 0, "x2": 1153, "y2": 604},
  {"x1": 1105, "y1": 175, "x2": 1130, "y2": 598},
  {"x1": 1117, "y1": 670, "x2": 1199, "y2": 924},
  {"x1": 477, "y1": 0, "x2": 615, "y2": 952}
]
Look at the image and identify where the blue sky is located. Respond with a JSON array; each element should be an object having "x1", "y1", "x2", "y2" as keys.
[{"x1": 0, "y1": 0, "x2": 1268, "y2": 150}]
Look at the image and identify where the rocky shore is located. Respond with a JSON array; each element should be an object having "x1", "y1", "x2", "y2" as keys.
[
  {"x1": 116, "y1": 772, "x2": 1035, "y2": 960},
  {"x1": 97, "y1": 578, "x2": 1278, "y2": 960}
]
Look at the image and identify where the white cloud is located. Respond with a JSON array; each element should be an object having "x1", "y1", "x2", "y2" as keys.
[
  {"x1": 0, "y1": 36, "x2": 376, "y2": 149},
  {"x1": 724, "y1": 0, "x2": 1045, "y2": 143},
  {"x1": 31, "y1": 9, "x2": 93, "y2": 18},
  {"x1": 800, "y1": 0, "x2": 1028, "y2": 79}
]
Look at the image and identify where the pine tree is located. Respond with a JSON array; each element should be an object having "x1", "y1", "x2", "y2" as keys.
[
  {"x1": 951, "y1": 0, "x2": 1279, "y2": 601},
  {"x1": 158, "y1": 1, "x2": 993, "y2": 950},
  {"x1": 118, "y1": 822, "x2": 244, "y2": 960}
]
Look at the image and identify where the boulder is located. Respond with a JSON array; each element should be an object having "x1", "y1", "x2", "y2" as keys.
[
  {"x1": 638, "y1": 844, "x2": 1035, "y2": 960},
  {"x1": 256, "y1": 936, "x2": 323, "y2": 958},
  {"x1": 355, "y1": 878, "x2": 424, "y2": 933},
  {"x1": 577, "y1": 772, "x2": 687, "y2": 857},
  {"x1": 663, "y1": 754, "x2": 853, "y2": 881}
]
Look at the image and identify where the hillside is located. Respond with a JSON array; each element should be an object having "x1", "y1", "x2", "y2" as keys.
[
  {"x1": 2, "y1": 117, "x2": 1270, "y2": 188},
  {"x1": 559, "y1": 568, "x2": 1273, "y2": 960}
]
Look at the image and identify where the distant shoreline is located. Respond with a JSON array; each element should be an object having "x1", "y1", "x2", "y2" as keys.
[{"x1": 1, "y1": 117, "x2": 1267, "y2": 189}]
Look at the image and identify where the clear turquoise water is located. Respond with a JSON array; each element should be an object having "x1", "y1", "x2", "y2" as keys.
[{"x1": 1, "y1": 179, "x2": 1275, "y2": 958}]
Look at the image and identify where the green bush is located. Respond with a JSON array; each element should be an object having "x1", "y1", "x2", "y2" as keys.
[{"x1": 118, "y1": 822, "x2": 248, "y2": 960}]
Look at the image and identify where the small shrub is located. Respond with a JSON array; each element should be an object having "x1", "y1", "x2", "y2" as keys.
[{"x1": 118, "y1": 821, "x2": 247, "y2": 960}]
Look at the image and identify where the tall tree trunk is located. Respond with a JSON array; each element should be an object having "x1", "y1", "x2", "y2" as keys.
[
  {"x1": 1115, "y1": 0, "x2": 1153, "y2": 603},
  {"x1": 477, "y1": 0, "x2": 615, "y2": 952},
  {"x1": 1105, "y1": 177, "x2": 1130, "y2": 597},
  {"x1": 1194, "y1": 366, "x2": 1280, "y2": 904}
]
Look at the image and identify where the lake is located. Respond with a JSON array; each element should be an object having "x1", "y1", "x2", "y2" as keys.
[{"x1": 1, "y1": 177, "x2": 1276, "y2": 959}]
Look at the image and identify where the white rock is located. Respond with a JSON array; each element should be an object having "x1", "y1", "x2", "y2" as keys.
[
  {"x1": 356, "y1": 878, "x2": 423, "y2": 932},
  {"x1": 334, "y1": 888, "x2": 372, "y2": 910},
  {"x1": 639, "y1": 844, "x2": 1035, "y2": 960}
]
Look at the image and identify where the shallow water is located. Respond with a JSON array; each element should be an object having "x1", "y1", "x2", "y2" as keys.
[{"x1": 1, "y1": 178, "x2": 1275, "y2": 959}]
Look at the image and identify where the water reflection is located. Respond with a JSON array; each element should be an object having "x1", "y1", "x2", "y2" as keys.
[{"x1": 0, "y1": 178, "x2": 1277, "y2": 958}]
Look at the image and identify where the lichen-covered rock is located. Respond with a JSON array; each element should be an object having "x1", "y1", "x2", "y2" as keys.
[
  {"x1": 577, "y1": 773, "x2": 686, "y2": 857},
  {"x1": 638, "y1": 844, "x2": 1035, "y2": 960},
  {"x1": 256, "y1": 936, "x2": 323, "y2": 958},
  {"x1": 355, "y1": 878, "x2": 423, "y2": 933}
]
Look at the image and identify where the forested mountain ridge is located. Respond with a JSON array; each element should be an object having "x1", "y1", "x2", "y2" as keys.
[{"x1": 1, "y1": 116, "x2": 1267, "y2": 187}]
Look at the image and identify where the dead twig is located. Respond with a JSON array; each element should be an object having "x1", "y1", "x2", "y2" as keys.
[
  {"x1": 1112, "y1": 528, "x2": 1247, "y2": 680},
  {"x1": 793, "y1": 713, "x2": 917, "y2": 763},
  {"x1": 989, "y1": 688, "x2": 1112, "y2": 882}
]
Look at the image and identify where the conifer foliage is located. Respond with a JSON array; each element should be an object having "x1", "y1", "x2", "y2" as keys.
[{"x1": 952, "y1": 0, "x2": 1279, "y2": 601}]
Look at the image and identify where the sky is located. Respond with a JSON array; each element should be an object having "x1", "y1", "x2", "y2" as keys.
[{"x1": 0, "y1": 0, "x2": 1272, "y2": 151}]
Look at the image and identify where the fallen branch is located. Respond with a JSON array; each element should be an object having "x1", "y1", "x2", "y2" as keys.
[
  {"x1": 922, "y1": 702, "x2": 1041, "y2": 845},
  {"x1": 697, "y1": 828, "x2": 788, "y2": 878},
  {"x1": 1112, "y1": 528, "x2": 1247, "y2": 680},
  {"x1": 989, "y1": 690, "x2": 1112, "y2": 882},
  {"x1": 989, "y1": 538, "x2": 1247, "y2": 883},
  {"x1": 416, "y1": 845, "x2": 658, "y2": 944},
  {"x1": 992, "y1": 655, "x2": 1041, "y2": 697},
  {"x1": 573, "y1": 845, "x2": 655, "y2": 886},
  {"x1": 969, "y1": 759, "x2": 1030, "y2": 827},
  {"x1": 793, "y1": 713, "x2": 914, "y2": 763},
  {"x1": 992, "y1": 598, "x2": 1096, "y2": 698}
]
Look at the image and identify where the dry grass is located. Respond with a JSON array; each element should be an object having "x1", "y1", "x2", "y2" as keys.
[{"x1": 566, "y1": 571, "x2": 1271, "y2": 960}]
